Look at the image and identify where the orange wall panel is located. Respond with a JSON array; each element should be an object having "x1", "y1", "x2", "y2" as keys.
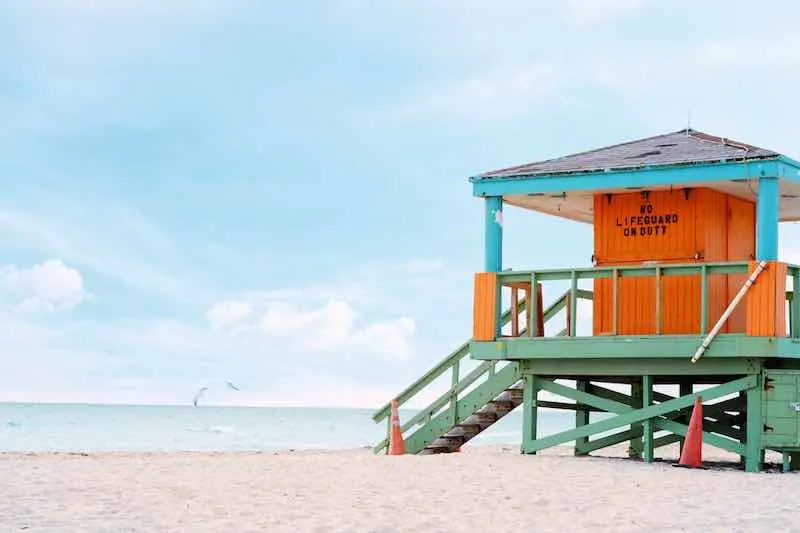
[
  {"x1": 727, "y1": 196, "x2": 756, "y2": 333},
  {"x1": 473, "y1": 272, "x2": 497, "y2": 341},
  {"x1": 746, "y1": 262, "x2": 787, "y2": 337},
  {"x1": 593, "y1": 188, "x2": 756, "y2": 336},
  {"x1": 593, "y1": 189, "x2": 697, "y2": 264}
]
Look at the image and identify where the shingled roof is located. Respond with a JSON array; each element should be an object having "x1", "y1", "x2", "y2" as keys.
[{"x1": 476, "y1": 129, "x2": 780, "y2": 180}]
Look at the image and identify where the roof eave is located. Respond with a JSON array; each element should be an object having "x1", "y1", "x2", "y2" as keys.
[{"x1": 470, "y1": 156, "x2": 788, "y2": 197}]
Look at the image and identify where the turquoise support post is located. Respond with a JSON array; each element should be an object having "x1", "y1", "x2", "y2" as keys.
[
  {"x1": 756, "y1": 176, "x2": 779, "y2": 260},
  {"x1": 485, "y1": 196, "x2": 503, "y2": 336},
  {"x1": 484, "y1": 196, "x2": 503, "y2": 272}
]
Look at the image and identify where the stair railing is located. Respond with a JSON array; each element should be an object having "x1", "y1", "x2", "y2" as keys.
[{"x1": 372, "y1": 289, "x2": 592, "y2": 454}]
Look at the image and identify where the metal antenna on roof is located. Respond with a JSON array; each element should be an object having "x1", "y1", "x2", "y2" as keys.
[{"x1": 686, "y1": 107, "x2": 692, "y2": 133}]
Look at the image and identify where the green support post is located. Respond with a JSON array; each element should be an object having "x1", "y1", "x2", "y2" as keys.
[
  {"x1": 738, "y1": 391, "x2": 747, "y2": 466},
  {"x1": 745, "y1": 375, "x2": 763, "y2": 473},
  {"x1": 522, "y1": 374, "x2": 540, "y2": 454},
  {"x1": 526, "y1": 376, "x2": 755, "y2": 454},
  {"x1": 700, "y1": 265, "x2": 708, "y2": 333},
  {"x1": 575, "y1": 379, "x2": 589, "y2": 455},
  {"x1": 642, "y1": 375, "x2": 654, "y2": 463},
  {"x1": 569, "y1": 271, "x2": 577, "y2": 337},
  {"x1": 629, "y1": 379, "x2": 644, "y2": 459}
]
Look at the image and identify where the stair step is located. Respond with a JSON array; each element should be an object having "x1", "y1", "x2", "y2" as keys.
[
  {"x1": 496, "y1": 389, "x2": 523, "y2": 403},
  {"x1": 486, "y1": 399, "x2": 516, "y2": 412},
  {"x1": 445, "y1": 424, "x2": 481, "y2": 439}
]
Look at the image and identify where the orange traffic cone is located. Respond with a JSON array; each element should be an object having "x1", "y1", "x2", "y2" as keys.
[
  {"x1": 388, "y1": 399, "x2": 405, "y2": 455},
  {"x1": 675, "y1": 395, "x2": 703, "y2": 468}
]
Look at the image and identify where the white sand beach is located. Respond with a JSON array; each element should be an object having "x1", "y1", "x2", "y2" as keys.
[{"x1": 1, "y1": 444, "x2": 798, "y2": 532}]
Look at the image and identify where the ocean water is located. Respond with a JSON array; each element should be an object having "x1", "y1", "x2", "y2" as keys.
[{"x1": 0, "y1": 402, "x2": 605, "y2": 453}]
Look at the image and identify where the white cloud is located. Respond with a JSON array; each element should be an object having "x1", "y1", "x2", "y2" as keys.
[
  {"x1": 0, "y1": 205, "x2": 198, "y2": 302},
  {"x1": 0, "y1": 259, "x2": 89, "y2": 312},
  {"x1": 208, "y1": 295, "x2": 417, "y2": 361}
]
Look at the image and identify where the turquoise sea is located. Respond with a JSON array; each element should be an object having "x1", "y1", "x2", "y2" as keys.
[{"x1": 0, "y1": 403, "x2": 597, "y2": 453}]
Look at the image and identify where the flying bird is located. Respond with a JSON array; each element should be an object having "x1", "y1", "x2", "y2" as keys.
[
  {"x1": 192, "y1": 387, "x2": 209, "y2": 407},
  {"x1": 192, "y1": 380, "x2": 241, "y2": 406}
]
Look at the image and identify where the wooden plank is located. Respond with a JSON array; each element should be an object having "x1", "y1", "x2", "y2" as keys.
[
  {"x1": 524, "y1": 376, "x2": 756, "y2": 453},
  {"x1": 473, "y1": 272, "x2": 498, "y2": 341},
  {"x1": 747, "y1": 261, "x2": 787, "y2": 337}
]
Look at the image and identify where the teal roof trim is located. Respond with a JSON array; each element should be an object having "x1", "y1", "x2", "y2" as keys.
[{"x1": 470, "y1": 158, "x2": 790, "y2": 197}]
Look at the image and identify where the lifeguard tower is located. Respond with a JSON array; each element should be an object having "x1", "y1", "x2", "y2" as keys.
[{"x1": 373, "y1": 129, "x2": 800, "y2": 472}]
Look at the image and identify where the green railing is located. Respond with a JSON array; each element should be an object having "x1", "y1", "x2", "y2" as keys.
[
  {"x1": 789, "y1": 265, "x2": 800, "y2": 338},
  {"x1": 497, "y1": 261, "x2": 800, "y2": 338},
  {"x1": 498, "y1": 261, "x2": 748, "y2": 337},
  {"x1": 373, "y1": 261, "x2": 800, "y2": 454},
  {"x1": 371, "y1": 288, "x2": 592, "y2": 454}
]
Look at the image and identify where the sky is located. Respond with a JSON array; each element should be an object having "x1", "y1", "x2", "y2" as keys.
[{"x1": 3, "y1": 0, "x2": 800, "y2": 407}]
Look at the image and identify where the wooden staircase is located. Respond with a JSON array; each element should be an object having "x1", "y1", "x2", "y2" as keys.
[
  {"x1": 419, "y1": 382, "x2": 523, "y2": 454},
  {"x1": 372, "y1": 288, "x2": 591, "y2": 455}
]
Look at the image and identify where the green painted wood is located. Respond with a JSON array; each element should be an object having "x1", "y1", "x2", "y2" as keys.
[
  {"x1": 643, "y1": 375, "x2": 654, "y2": 462},
  {"x1": 700, "y1": 265, "x2": 709, "y2": 333},
  {"x1": 471, "y1": 335, "x2": 783, "y2": 360},
  {"x1": 511, "y1": 357, "x2": 761, "y2": 376},
  {"x1": 496, "y1": 262, "x2": 749, "y2": 284},
  {"x1": 372, "y1": 359, "x2": 496, "y2": 453},
  {"x1": 653, "y1": 433, "x2": 682, "y2": 449},
  {"x1": 372, "y1": 284, "x2": 535, "y2": 424},
  {"x1": 630, "y1": 379, "x2": 644, "y2": 459},
  {"x1": 449, "y1": 360, "x2": 460, "y2": 426},
  {"x1": 537, "y1": 379, "x2": 631, "y2": 414},
  {"x1": 575, "y1": 379, "x2": 589, "y2": 455},
  {"x1": 522, "y1": 376, "x2": 757, "y2": 454},
  {"x1": 653, "y1": 418, "x2": 746, "y2": 456},
  {"x1": 374, "y1": 283, "x2": 587, "y2": 453},
  {"x1": 552, "y1": 377, "x2": 744, "y2": 449},
  {"x1": 763, "y1": 370, "x2": 800, "y2": 449},
  {"x1": 773, "y1": 339, "x2": 800, "y2": 359},
  {"x1": 522, "y1": 374, "x2": 540, "y2": 454},
  {"x1": 538, "y1": 400, "x2": 598, "y2": 411},
  {"x1": 569, "y1": 272, "x2": 577, "y2": 337},
  {"x1": 529, "y1": 272, "x2": 539, "y2": 337},
  {"x1": 403, "y1": 363, "x2": 521, "y2": 454},
  {"x1": 548, "y1": 378, "x2": 743, "y2": 457},
  {"x1": 576, "y1": 428, "x2": 636, "y2": 456},
  {"x1": 746, "y1": 376, "x2": 764, "y2": 472}
]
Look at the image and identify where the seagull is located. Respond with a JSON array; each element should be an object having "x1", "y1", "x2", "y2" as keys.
[
  {"x1": 192, "y1": 387, "x2": 209, "y2": 407},
  {"x1": 225, "y1": 380, "x2": 241, "y2": 392}
]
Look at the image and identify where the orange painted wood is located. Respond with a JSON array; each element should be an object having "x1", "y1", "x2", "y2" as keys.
[
  {"x1": 746, "y1": 261, "x2": 787, "y2": 337},
  {"x1": 473, "y1": 272, "x2": 497, "y2": 341},
  {"x1": 694, "y1": 189, "x2": 728, "y2": 333},
  {"x1": 593, "y1": 188, "x2": 756, "y2": 335},
  {"x1": 593, "y1": 189, "x2": 697, "y2": 264},
  {"x1": 726, "y1": 196, "x2": 756, "y2": 333}
]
